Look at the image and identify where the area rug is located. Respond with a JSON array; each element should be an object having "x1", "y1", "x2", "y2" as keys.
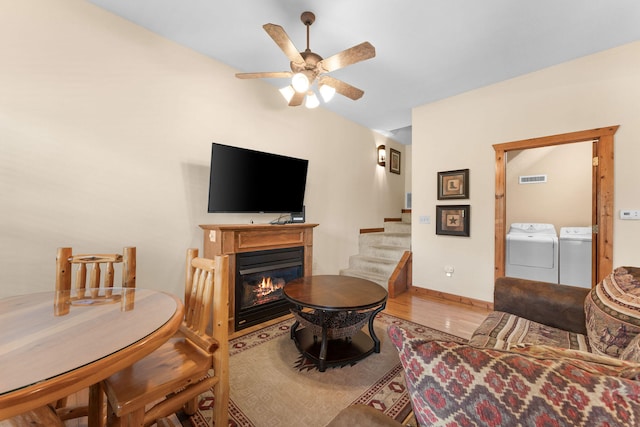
[{"x1": 182, "y1": 312, "x2": 466, "y2": 427}]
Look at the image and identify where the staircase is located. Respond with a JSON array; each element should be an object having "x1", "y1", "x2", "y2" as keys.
[{"x1": 340, "y1": 211, "x2": 412, "y2": 297}]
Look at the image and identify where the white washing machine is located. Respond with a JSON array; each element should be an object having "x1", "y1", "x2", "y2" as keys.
[
  {"x1": 506, "y1": 223, "x2": 559, "y2": 283},
  {"x1": 559, "y1": 227, "x2": 592, "y2": 288}
]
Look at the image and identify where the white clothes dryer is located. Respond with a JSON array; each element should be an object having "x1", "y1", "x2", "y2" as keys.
[{"x1": 559, "y1": 226, "x2": 592, "y2": 288}]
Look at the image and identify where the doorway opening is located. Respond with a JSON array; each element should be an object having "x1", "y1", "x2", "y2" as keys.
[{"x1": 493, "y1": 125, "x2": 618, "y2": 287}]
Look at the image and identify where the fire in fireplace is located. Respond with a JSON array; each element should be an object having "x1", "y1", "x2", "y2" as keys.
[
  {"x1": 235, "y1": 247, "x2": 303, "y2": 330},
  {"x1": 242, "y1": 276, "x2": 284, "y2": 308}
]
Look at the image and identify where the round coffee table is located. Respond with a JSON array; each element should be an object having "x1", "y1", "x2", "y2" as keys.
[{"x1": 283, "y1": 275, "x2": 388, "y2": 371}]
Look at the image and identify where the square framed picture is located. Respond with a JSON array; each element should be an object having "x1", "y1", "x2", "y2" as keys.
[
  {"x1": 437, "y1": 169, "x2": 469, "y2": 200},
  {"x1": 436, "y1": 205, "x2": 470, "y2": 237},
  {"x1": 390, "y1": 148, "x2": 401, "y2": 174}
]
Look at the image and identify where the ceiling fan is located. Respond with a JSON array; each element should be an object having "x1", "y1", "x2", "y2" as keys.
[{"x1": 235, "y1": 11, "x2": 376, "y2": 108}]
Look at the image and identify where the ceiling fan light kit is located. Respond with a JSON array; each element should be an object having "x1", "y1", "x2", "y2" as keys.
[{"x1": 236, "y1": 11, "x2": 375, "y2": 109}]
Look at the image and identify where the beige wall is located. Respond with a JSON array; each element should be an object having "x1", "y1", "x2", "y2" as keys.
[
  {"x1": 506, "y1": 143, "x2": 592, "y2": 232},
  {"x1": 413, "y1": 41, "x2": 640, "y2": 302},
  {"x1": 404, "y1": 146, "x2": 412, "y2": 205},
  {"x1": 0, "y1": 0, "x2": 405, "y2": 298}
]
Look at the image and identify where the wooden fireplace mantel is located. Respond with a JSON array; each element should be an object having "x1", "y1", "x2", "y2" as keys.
[{"x1": 200, "y1": 223, "x2": 318, "y2": 333}]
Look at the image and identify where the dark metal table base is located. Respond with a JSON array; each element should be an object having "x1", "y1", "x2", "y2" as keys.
[
  {"x1": 291, "y1": 329, "x2": 376, "y2": 371},
  {"x1": 289, "y1": 304, "x2": 385, "y2": 372}
]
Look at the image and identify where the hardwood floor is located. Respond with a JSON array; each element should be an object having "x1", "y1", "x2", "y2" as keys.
[
  {"x1": 383, "y1": 288, "x2": 491, "y2": 340},
  {"x1": 63, "y1": 289, "x2": 490, "y2": 426}
]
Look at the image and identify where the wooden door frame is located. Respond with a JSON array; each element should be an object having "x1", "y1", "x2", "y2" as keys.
[{"x1": 493, "y1": 125, "x2": 618, "y2": 285}]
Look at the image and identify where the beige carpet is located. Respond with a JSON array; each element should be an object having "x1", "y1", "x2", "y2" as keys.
[{"x1": 183, "y1": 312, "x2": 465, "y2": 427}]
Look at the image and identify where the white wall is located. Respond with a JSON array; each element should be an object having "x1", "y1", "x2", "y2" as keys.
[
  {"x1": 0, "y1": 0, "x2": 405, "y2": 298},
  {"x1": 412, "y1": 41, "x2": 640, "y2": 302}
]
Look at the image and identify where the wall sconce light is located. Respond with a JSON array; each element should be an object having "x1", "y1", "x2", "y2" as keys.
[{"x1": 377, "y1": 145, "x2": 386, "y2": 166}]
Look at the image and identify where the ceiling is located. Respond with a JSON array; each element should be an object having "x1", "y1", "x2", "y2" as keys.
[{"x1": 87, "y1": 0, "x2": 640, "y2": 145}]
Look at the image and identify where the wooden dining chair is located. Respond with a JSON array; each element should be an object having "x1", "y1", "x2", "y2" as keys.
[
  {"x1": 54, "y1": 246, "x2": 136, "y2": 426},
  {"x1": 101, "y1": 249, "x2": 229, "y2": 427},
  {"x1": 56, "y1": 246, "x2": 136, "y2": 296},
  {"x1": 0, "y1": 405, "x2": 64, "y2": 427}
]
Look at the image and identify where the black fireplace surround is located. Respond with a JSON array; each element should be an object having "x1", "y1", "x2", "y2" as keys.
[{"x1": 235, "y1": 247, "x2": 303, "y2": 330}]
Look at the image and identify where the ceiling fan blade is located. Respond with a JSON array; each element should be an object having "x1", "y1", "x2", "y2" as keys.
[
  {"x1": 319, "y1": 76, "x2": 364, "y2": 100},
  {"x1": 235, "y1": 71, "x2": 293, "y2": 79},
  {"x1": 263, "y1": 23, "x2": 306, "y2": 68},
  {"x1": 288, "y1": 91, "x2": 305, "y2": 106},
  {"x1": 317, "y1": 42, "x2": 376, "y2": 73}
]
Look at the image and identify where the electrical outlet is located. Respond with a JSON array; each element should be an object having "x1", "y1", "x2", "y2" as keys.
[
  {"x1": 419, "y1": 215, "x2": 430, "y2": 224},
  {"x1": 444, "y1": 265, "x2": 454, "y2": 277}
]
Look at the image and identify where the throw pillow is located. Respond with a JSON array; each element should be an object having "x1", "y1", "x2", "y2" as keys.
[
  {"x1": 584, "y1": 266, "x2": 640, "y2": 357},
  {"x1": 388, "y1": 325, "x2": 640, "y2": 427},
  {"x1": 621, "y1": 333, "x2": 640, "y2": 363}
]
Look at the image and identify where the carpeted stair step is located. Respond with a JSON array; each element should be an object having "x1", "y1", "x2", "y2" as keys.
[
  {"x1": 383, "y1": 221, "x2": 412, "y2": 234},
  {"x1": 339, "y1": 268, "x2": 388, "y2": 288},
  {"x1": 359, "y1": 231, "x2": 411, "y2": 248},
  {"x1": 359, "y1": 244, "x2": 408, "y2": 261},
  {"x1": 340, "y1": 213, "x2": 412, "y2": 293},
  {"x1": 345, "y1": 255, "x2": 398, "y2": 276}
]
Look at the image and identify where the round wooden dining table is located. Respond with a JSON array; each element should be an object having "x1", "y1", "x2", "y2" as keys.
[{"x1": 0, "y1": 288, "x2": 184, "y2": 422}]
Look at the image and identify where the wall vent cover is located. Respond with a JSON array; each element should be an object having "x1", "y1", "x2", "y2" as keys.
[{"x1": 519, "y1": 174, "x2": 547, "y2": 184}]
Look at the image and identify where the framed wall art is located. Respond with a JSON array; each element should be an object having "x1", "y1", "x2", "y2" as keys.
[
  {"x1": 436, "y1": 205, "x2": 470, "y2": 237},
  {"x1": 390, "y1": 148, "x2": 401, "y2": 174},
  {"x1": 437, "y1": 169, "x2": 469, "y2": 199}
]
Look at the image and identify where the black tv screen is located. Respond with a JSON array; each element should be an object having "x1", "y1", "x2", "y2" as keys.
[{"x1": 207, "y1": 143, "x2": 308, "y2": 213}]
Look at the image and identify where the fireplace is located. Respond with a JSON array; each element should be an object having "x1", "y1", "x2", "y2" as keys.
[
  {"x1": 235, "y1": 247, "x2": 303, "y2": 330},
  {"x1": 201, "y1": 223, "x2": 317, "y2": 334}
]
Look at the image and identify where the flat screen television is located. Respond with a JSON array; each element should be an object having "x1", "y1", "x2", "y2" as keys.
[{"x1": 207, "y1": 143, "x2": 308, "y2": 213}]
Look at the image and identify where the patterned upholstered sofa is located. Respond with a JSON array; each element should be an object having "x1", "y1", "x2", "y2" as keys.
[{"x1": 327, "y1": 267, "x2": 640, "y2": 426}]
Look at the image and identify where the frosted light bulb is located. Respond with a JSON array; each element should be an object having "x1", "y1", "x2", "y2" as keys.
[
  {"x1": 305, "y1": 92, "x2": 319, "y2": 109},
  {"x1": 291, "y1": 73, "x2": 310, "y2": 93},
  {"x1": 319, "y1": 84, "x2": 336, "y2": 102},
  {"x1": 279, "y1": 85, "x2": 295, "y2": 103}
]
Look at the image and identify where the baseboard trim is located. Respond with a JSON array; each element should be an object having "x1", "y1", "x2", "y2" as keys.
[{"x1": 411, "y1": 286, "x2": 493, "y2": 310}]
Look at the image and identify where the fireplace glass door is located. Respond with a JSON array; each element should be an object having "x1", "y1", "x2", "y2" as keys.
[{"x1": 235, "y1": 247, "x2": 303, "y2": 330}]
